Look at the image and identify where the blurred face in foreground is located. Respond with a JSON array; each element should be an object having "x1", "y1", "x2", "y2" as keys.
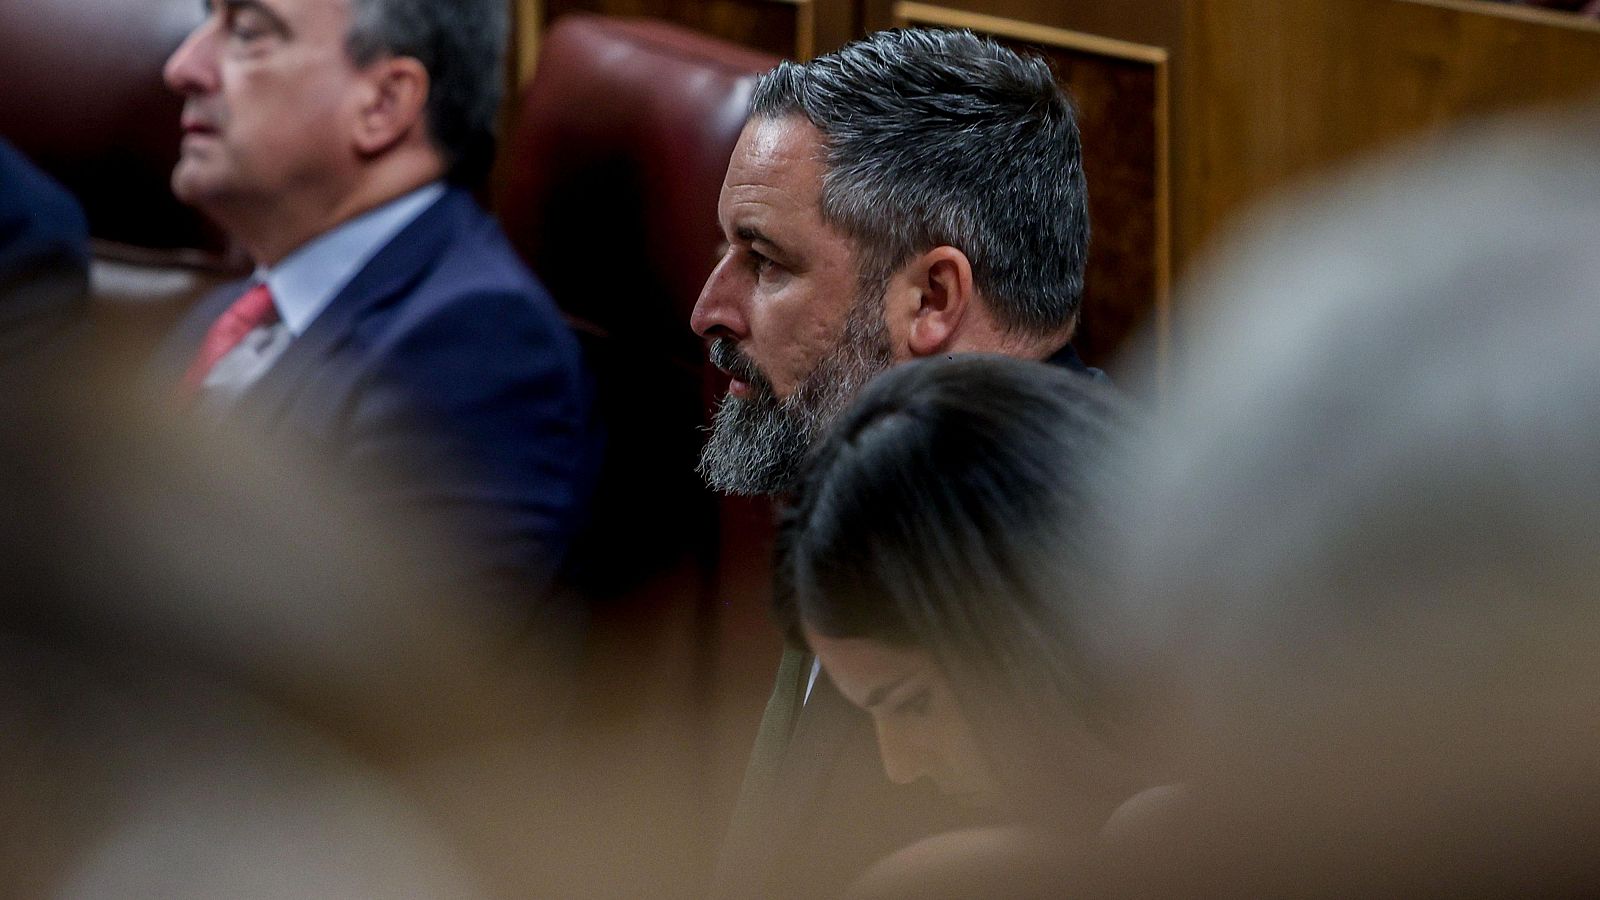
[{"x1": 807, "y1": 628, "x2": 997, "y2": 804}]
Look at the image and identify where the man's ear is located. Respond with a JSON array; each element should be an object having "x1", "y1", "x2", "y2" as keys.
[
  {"x1": 353, "y1": 57, "x2": 430, "y2": 157},
  {"x1": 903, "y1": 245, "x2": 976, "y2": 357}
]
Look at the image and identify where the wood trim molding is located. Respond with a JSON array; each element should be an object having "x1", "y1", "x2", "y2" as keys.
[
  {"x1": 516, "y1": 0, "x2": 543, "y2": 83},
  {"x1": 791, "y1": 0, "x2": 817, "y2": 59},
  {"x1": 892, "y1": 2, "x2": 1169, "y2": 64},
  {"x1": 1394, "y1": 0, "x2": 1600, "y2": 32}
]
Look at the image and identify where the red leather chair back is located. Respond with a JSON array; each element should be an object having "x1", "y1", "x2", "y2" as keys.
[
  {"x1": 0, "y1": 0, "x2": 223, "y2": 257},
  {"x1": 499, "y1": 13, "x2": 776, "y2": 365},
  {"x1": 495, "y1": 24, "x2": 787, "y2": 884},
  {"x1": 497, "y1": 14, "x2": 778, "y2": 597}
]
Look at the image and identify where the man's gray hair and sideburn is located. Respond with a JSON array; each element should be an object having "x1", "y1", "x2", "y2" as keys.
[
  {"x1": 750, "y1": 28, "x2": 1089, "y2": 339},
  {"x1": 345, "y1": 0, "x2": 507, "y2": 185}
]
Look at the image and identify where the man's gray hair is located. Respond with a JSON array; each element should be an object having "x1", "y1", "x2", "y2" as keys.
[
  {"x1": 750, "y1": 28, "x2": 1089, "y2": 339},
  {"x1": 345, "y1": 0, "x2": 508, "y2": 185}
]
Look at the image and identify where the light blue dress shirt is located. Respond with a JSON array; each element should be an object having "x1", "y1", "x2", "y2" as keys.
[{"x1": 200, "y1": 182, "x2": 447, "y2": 410}]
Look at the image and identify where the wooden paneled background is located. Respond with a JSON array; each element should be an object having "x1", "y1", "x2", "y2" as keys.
[{"x1": 517, "y1": 0, "x2": 1600, "y2": 367}]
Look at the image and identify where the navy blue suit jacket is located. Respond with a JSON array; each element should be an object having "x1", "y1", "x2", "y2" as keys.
[
  {"x1": 0, "y1": 139, "x2": 89, "y2": 362},
  {"x1": 159, "y1": 187, "x2": 598, "y2": 592}
]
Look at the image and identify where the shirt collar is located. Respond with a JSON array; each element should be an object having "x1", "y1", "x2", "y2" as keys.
[{"x1": 255, "y1": 181, "x2": 447, "y2": 336}]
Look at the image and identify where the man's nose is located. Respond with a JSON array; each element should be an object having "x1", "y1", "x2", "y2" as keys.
[
  {"x1": 164, "y1": 18, "x2": 220, "y2": 95},
  {"x1": 690, "y1": 255, "x2": 749, "y2": 341}
]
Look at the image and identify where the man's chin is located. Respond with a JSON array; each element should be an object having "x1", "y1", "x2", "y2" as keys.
[{"x1": 170, "y1": 160, "x2": 229, "y2": 208}]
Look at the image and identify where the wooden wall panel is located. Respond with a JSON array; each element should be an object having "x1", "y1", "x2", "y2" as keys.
[
  {"x1": 1178, "y1": 0, "x2": 1600, "y2": 260},
  {"x1": 866, "y1": 0, "x2": 1600, "y2": 291},
  {"x1": 870, "y1": 0, "x2": 1182, "y2": 47},
  {"x1": 521, "y1": 0, "x2": 1600, "y2": 270}
]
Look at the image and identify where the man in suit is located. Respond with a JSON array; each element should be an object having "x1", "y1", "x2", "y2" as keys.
[
  {"x1": 693, "y1": 29, "x2": 1103, "y2": 899},
  {"x1": 158, "y1": 0, "x2": 596, "y2": 598}
]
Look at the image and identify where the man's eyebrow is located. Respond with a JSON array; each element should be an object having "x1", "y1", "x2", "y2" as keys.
[
  {"x1": 221, "y1": 0, "x2": 293, "y2": 37},
  {"x1": 735, "y1": 225, "x2": 776, "y2": 248},
  {"x1": 863, "y1": 674, "x2": 915, "y2": 709}
]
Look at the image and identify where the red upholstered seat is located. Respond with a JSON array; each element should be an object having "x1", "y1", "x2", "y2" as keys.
[
  {"x1": 0, "y1": 0, "x2": 244, "y2": 333},
  {"x1": 500, "y1": 13, "x2": 777, "y2": 355},
  {"x1": 497, "y1": 13, "x2": 779, "y2": 598},
  {"x1": 0, "y1": 0, "x2": 211, "y2": 253},
  {"x1": 494, "y1": 16, "x2": 784, "y2": 885}
]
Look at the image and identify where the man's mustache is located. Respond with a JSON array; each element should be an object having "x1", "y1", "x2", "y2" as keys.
[{"x1": 710, "y1": 338, "x2": 774, "y2": 396}]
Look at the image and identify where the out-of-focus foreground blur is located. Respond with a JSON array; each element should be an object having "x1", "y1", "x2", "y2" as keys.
[{"x1": 1087, "y1": 101, "x2": 1600, "y2": 897}]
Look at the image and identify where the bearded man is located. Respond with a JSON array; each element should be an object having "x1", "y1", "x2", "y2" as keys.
[{"x1": 691, "y1": 28, "x2": 1106, "y2": 899}]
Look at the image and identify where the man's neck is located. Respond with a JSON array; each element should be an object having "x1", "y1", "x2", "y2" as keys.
[
  {"x1": 226, "y1": 157, "x2": 446, "y2": 266},
  {"x1": 939, "y1": 324, "x2": 1072, "y2": 362},
  {"x1": 928, "y1": 298, "x2": 1073, "y2": 362}
]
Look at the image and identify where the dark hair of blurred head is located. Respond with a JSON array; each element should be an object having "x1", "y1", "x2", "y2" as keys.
[
  {"x1": 0, "y1": 348, "x2": 571, "y2": 895},
  {"x1": 777, "y1": 354, "x2": 1132, "y2": 814}
]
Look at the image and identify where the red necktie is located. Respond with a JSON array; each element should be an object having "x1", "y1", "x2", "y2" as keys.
[{"x1": 180, "y1": 283, "x2": 280, "y2": 398}]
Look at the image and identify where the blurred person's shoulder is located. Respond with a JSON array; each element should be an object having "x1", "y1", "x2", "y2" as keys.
[{"x1": 845, "y1": 825, "x2": 1085, "y2": 900}]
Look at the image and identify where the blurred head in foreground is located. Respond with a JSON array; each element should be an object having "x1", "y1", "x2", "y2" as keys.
[
  {"x1": 777, "y1": 355, "x2": 1136, "y2": 825},
  {"x1": 1097, "y1": 104, "x2": 1600, "y2": 896},
  {"x1": 0, "y1": 359, "x2": 571, "y2": 896}
]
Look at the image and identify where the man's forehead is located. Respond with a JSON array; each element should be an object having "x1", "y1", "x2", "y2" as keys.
[
  {"x1": 736, "y1": 116, "x2": 827, "y2": 177},
  {"x1": 744, "y1": 113, "x2": 823, "y2": 153},
  {"x1": 722, "y1": 117, "x2": 827, "y2": 220},
  {"x1": 209, "y1": 0, "x2": 350, "y2": 23}
]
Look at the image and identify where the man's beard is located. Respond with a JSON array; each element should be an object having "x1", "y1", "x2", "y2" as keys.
[{"x1": 697, "y1": 292, "x2": 894, "y2": 496}]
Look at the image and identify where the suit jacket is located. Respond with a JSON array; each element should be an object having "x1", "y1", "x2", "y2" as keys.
[
  {"x1": 0, "y1": 139, "x2": 89, "y2": 363},
  {"x1": 710, "y1": 344, "x2": 1107, "y2": 899},
  {"x1": 157, "y1": 187, "x2": 598, "y2": 596}
]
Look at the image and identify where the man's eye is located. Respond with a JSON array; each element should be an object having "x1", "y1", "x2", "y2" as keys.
[
  {"x1": 226, "y1": 11, "x2": 271, "y2": 40},
  {"x1": 749, "y1": 250, "x2": 775, "y2": 275},
  {"x1": 893, "y1": 688, "x2": 932, "y2": 717}
]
